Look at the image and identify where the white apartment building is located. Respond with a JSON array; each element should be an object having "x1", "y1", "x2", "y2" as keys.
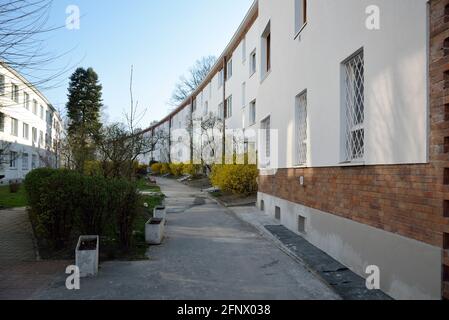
[
  {"x1": 0, "y1": 62, "x2": 63, "y2": 184},
  {"x1": 145, "y1": 0, "x2": 449, "y2": 300}
]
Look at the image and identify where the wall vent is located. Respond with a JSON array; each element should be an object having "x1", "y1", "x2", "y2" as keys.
[{"x1": 275, "y1": 206, "x2": 281, "y2": 221}]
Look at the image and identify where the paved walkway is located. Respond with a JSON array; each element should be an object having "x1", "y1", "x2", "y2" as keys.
[
  {"x1": 0, "y1": 208, "x2": 69, "y2": 300},
  {"x1": 33, "y1": 178, "x2": 339, "y2": 300}
]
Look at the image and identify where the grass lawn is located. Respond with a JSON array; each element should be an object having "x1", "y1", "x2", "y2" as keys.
[
  {"x1": 0, "y1": 185, "x2": 28, "y2": 209},
  {"x1": 136, "y1": 179, "x2": 161, "y2": 192}
]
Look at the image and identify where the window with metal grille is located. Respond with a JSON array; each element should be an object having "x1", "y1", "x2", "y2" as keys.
[
  {"x1": 249, "y1": 100, "x2": 256, "y2": 125},
  {"x1": 296, "y1": 91, "x2": 308, "y2": 165},
  {"x1": 225, "y1": 96, "x2": 232, "y2": 119},
  {"x1": 22, "y1": 153, "x2": 29, "y2": 171},
  {"x1": 11, "y1": 84, "x2": 19, "y2": 103},
  {"x1": 0, "y1": 113, "x2": 4, "y2": 132},
  {"x1": 0, "y1": 75, "x2": 5, "y2": 95},
  {"x1": 343, "y1": 50, "x2": 365, "y2": 162},
  {"x1": 261, "y1": 116, "x2": 271, "y2": 160},
  {"x1": 11, "y1": 118, "x2": 18, "y2": 136}
]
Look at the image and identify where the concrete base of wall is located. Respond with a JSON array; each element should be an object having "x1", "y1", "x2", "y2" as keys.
[{"x1": 258, "y1": 192, "x2": 442, "y2": 300}]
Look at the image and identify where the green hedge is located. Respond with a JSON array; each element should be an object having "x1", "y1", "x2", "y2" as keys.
[{"x1": 24, "y1": 168, "x2": 139, "y2": 250}]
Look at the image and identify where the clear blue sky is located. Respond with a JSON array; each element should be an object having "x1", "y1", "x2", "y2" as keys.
[{"x1": 43, "y1": 0, "x2": 253, "y2": 127}]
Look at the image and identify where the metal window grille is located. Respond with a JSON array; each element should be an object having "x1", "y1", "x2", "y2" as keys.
[
  {"x1": 344, "y1": 50, "x2": 365, "y2": 161},
  {"x1": 261, "y1": 117, "x2": 271, "y2": 158},
  {"x1": 296, "y1": 92, "x2": 307, "y2": 165}
]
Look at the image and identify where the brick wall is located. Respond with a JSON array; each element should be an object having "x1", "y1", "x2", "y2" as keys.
[{"x1": 259, "y1": 0, "x2": 449, "y2": 299}]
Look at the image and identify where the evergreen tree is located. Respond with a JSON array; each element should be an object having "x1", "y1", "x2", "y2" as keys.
[{"x1": 66, "y1": 67, "x2": 103, "y2": 171}]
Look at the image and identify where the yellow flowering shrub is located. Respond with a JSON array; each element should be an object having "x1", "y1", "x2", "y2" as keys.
[
  {"x1": 151, "y1": 163, "x2": 162, "y2": 175},
  {"x1": 169, "y1": 163, "x2": 184, "y2": 177},
  {"x1": 210, "y1": 164, "x2": 258, "y2": 196}
]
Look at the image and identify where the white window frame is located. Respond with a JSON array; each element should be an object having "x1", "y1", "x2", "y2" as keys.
[
  {"x1": 0, "y1": 74, "x2": 5, "y2": 95},
  {"x1": 242, "y1": 82, "x2": 246, "y2": 108},
  {"x1": 22, "y1": 153, "x2": 29, "y2": 171},
  {"x1": 342, "y1": 49, "x2": 365, "y2": 163},
  {"x1": 225, "y1": 96, "x2": 233, "y2": 119},
  {"x1": 40, "y1": 105, "x2": 44, "y2": 119},
  {"x1": 10, "y1": 151, "x2": 17, "y2": 169},
  {"x1": 23, "y1": 123, "x2": 29, "y2": 140},
  {"x1": 294, "y1": 0, "x2": 308, "y2": 37},
  {"x1": 0, "y1": 113, "x2": 4, "y2": 132},
  {"x1": 250, "y1": 50, "x2": 257, "y2": 76},
  {"x1": 226, "y1": 59, "x2": 233, "y2": 80},
  {"x1": 11, "y1": 84, "x2": 19, "y2": 103},
  {"x1": 249, "y1": 100, "x2": 256, "y2": 126},
  {"x1": 32, "y1": 127, "x2": 37, "y2": 144},
  {"x1": 295, "y1": 91, "x2": 308, "y2": 166},
  {"x1": 260, "y1": 116, "x2": 271, "y2": 167},
  {"x1": 261, "y1": 21, "x2": 271, "y2": 79},
  {"x1": 11, "y1": 118, "x2": 18, "y2": 137},
  {"x1": 218, "y1": 70, "x2": 224, "y2": 88},
  {"x1": 24, "y1": 92, "x2": 30, "y2": 110}
]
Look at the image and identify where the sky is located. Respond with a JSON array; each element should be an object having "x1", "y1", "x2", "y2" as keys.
[{"x1": 42, "y1": 0, "x2": 253, "y2": 127}]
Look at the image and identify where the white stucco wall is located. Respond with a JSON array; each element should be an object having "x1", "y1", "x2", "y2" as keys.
[{"x1": 0, "y1": 64, "x2": 62, "y2": 183}]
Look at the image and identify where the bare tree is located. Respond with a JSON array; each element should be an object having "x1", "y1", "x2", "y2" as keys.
[
  {"x1": 96, "y1": 66, "x2": 169, "y2": 179},
  {"x1": 169, "y1": 55, "x2": 216, "y2": 106}
]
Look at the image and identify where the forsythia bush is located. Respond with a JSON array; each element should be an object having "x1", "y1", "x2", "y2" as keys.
[
  {"x1": 160, "y1": 163, "x2": 171, "y2": 175},
  {"x1": 210, "y1": 164, "x2": 258, "y2": 196},
  {"x1": 169, "y1": 163, "x2": 184, "y2": 177},
  {"x1": 182, "y1": 163, "x2": 202, "y2": 177},
  {"x1": 151, "y1": 163, "x2": 162, "y2": 174}
]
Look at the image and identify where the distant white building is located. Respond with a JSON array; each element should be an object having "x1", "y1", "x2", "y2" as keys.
[{"x1": 0, "y1": 62, "x2": 63, "y2": 184}]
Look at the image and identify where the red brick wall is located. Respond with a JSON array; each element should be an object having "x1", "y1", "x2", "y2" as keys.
[{"x1": 259, "y1": 0, "x2": 449, "y2": 299}]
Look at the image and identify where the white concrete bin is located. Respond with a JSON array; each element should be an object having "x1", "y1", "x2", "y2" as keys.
[
  {"x1": 153, "y1": 206, "x2": 167, "y2": 220},
  {"x1": 75, "y1": 235, "x2": 99, "y2": 278},
  {"x1": 145, "y1": 218, "x2": 165, "y2": 245}
]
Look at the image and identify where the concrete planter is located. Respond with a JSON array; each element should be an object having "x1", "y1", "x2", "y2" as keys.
[
  {"x1": 75, "y1": 236, "x2": 99, "y2": 278},
  {"x1": 153, "y1": 205, "x2": 167, "y2": 220},
  {"x1": 145, "y1": 218, "x2": 165, "y2": 245}
]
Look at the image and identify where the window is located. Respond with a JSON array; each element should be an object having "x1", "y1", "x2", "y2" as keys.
[
  {"x1": 22, "y1": 153, "x2": 29, "y2": 171},
  {"x1": 249, "y1": 100, "x2": 256, "y2": 125},
  {"x1": 204, "y1": 101, "x2": 209, "y2": 116},
  {"x1": 242, "y1": 37, "x2": 247, "y2": 63},
  {"x1": 0, "y1": 75, "x2": 5, "y2": 95},
  {"x1": 32, "y1": 154, "x2": 38, "y2": 169},
  {"x1": 218, "y1": 103, "x2": 224, "y2": 120},
  {"x1": 218, "y1": 70, "x2": 224, "y2": 87},
  {"x1": 225, "y1": 96, "x2": 233, "y2": 119},
  {"x1": 192, "y1": 98, "x2": 197, "y2": 112},
  {"x1": 261, "y1": 116, "x2": 271, "y2": 160},
  {"x1": 11, "y1": 118, "x2": 18, "y2": 136},
  {"x1": 24, "y1": 92, "x2": 30, "y2": 110},
  {"x1": 295, "y1": 0, "x2": 307, "y2": 35},
  {"x1": 295, "y1": 91, "x2": 308, "y2": 165},
  {"x1": 0, "y1": 113, "x2": 4, "y2": 132},
  {"x1": 11, "y1": 84, "x2": 19, "y2": 103},
  {"x1": 343, "y1": 50, "x2": 365, "y2": 162},
  {"x1": 242, "y1": 82, "x2": 246, "y2": 108},
  {"x1": 40, "y1": 105, "x2": 44, "y2": 119},
  {"x1": 261, "y1": 22, "x2": 271, "y2": 77},
  {"x1": 10, "y1": 151, "x2": 17, "y2": 168},
  {"x1": 23, "y1": 123, "x2": 29, "y2": 140},
  {"x1": 39, "y1": 130, "x2": 43, "y2": 146},
  {"x1": 226, "y1": 59, "x2": 233, "y2": 80},
  {"x1": 250, "y1": 50, "x2": 257, "y2": 76},
  {"x1": 32, "y1": 127, "x2": 37, "y2": 144},
  {"x1": 33, "y1": 100, "x2": 38, "y2": 115}
]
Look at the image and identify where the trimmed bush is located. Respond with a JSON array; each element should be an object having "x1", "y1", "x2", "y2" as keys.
[
  {"x1": 25, "y1": 169, "x2": 83, "y2": 249},
  {"x1": 210, "y1": 164, "x2": 258, "y2": 196},
  {"x1": 24, "y1": 168, "x2": 141, "y2": 250}
]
